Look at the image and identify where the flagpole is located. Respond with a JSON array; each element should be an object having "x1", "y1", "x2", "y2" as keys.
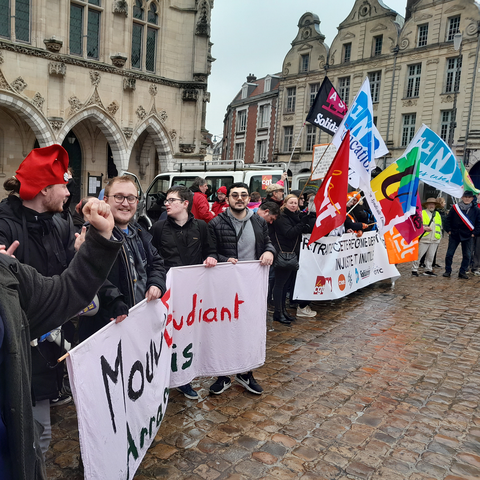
[
  {"x1": 298, "y1": 143, "x2": 334, "y2": 200},
  {"x1": 286, "y1": 122, "x2": 306, "y2": 174}
]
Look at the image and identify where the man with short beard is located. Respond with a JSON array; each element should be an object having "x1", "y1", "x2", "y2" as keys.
[
  {"x1": 208, "y1": 182, "x2": 275, "y2": 395},
  {"x1": 0, "y1": 145, "x2": 77, "y2": 457},
  {"x1": 78, "y1": 175, "x2": 166, "y2": 341}
]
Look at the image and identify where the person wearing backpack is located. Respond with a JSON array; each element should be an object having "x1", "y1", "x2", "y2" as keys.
[{"x1": 151, "y1": 185, "x2": 217, "y2": 399}]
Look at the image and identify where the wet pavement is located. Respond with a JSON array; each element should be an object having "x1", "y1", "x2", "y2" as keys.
[{"x1": 46, "y1": 239, "x2": 480, "y2": 479}]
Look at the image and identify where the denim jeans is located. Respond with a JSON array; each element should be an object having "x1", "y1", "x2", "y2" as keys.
[{"x1": 445, "y1": 235, "x2": 472, "y2": 274}]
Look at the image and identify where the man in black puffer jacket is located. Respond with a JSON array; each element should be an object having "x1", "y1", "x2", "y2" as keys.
[{"x1": 208, "y1": 182, "x2": 275, "y2": 396}]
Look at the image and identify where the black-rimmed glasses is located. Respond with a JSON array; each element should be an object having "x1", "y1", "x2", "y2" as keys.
[{"x1": 106, "y1": 194, "x2": 138, "y2": 204}]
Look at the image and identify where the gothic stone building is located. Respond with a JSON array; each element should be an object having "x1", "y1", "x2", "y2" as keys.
[{"x1": 0, "y1": 0, "x2": 214, "y2": 203}]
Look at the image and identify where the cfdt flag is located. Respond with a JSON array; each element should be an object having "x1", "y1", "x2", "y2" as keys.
[
  {"x1": 309, "y1": 131, "x2": 350, "y2": 245},
  {"x1": 306, "y1": 77, "x2": 347, "y2": 136},
  {"x1": 332, "y1": 77, "x2": 389, "y2": 188}
]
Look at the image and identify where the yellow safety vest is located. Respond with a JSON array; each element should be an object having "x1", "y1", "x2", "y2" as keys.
[{"x1": 422, "y1": 210, "x2": 441, "y2": 240}]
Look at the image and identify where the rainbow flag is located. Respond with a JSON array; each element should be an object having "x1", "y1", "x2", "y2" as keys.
[
  {"x1": 460, "y1": 160, "x2": 480, "y2": 195},
  {"x1": 370, "y1": 147, "x2": 421, "y2": 233}
]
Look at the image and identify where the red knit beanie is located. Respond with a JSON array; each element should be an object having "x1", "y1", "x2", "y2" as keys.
[
  {"x1": 16, "y1": 145, "x2": 69, "y2": 200},
  {"x1": 217, "y1": 186, "x2": 227, "y2": 195}
]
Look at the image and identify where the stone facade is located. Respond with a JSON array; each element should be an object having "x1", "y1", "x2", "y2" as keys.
[
  {"x1": 0, "y1": 0, "x2": 214, "y2": 201},
  {"x1": 221, "y1": 0, "x2": 480, "y2": 185}
]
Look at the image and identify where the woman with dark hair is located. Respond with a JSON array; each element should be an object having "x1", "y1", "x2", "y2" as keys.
[{"x1": 271, "y1": 194, "x2": 315, "y2": 324}]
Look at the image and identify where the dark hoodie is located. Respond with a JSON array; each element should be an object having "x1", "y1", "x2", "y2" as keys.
[{"x1": 0, "y1": 195, "x2": 76, "y2": 400}]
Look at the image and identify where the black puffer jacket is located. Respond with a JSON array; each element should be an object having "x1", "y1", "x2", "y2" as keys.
[
  {"x1": 151, "y1": 214, "x2": 217, "y2": 270},
  {"x1": 272, "y1": 209, "x2": 312, "y2": 255},
  {"x1": 209, "y1": 209, "x2": 276, "y2": 262},
  {"x1": 0, "y1": 195, "x2": 75, "y2": 401}
]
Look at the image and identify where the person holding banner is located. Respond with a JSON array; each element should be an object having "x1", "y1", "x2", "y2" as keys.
[
  {"x1": 0, "y1": 198, "x2": 122, "y2": 480},
  {"x1": 151, "y1": 185, "x2": 217, "y2": 399},
  {"x1": 79, "y1": 176, "x2": 166, "y2": 341},
  {"x1": 209, "y1": 182, "x2": 275, "y2": 395},
  {"x1": 443, "y1": 191, "x2": 480, "y2": 279},
  {"x1": 271, "y1": 194, "x2": 316, "y2": 323}
]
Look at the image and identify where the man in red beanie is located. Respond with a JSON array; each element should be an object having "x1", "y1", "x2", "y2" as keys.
[
  {"x1": 212, "y1": 186, "x2": 229, "y2": 216},
  {"x1": 0, "y1": 144, "x2": 77, "y2": 458}
]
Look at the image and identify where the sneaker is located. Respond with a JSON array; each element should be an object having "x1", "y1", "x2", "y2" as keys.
[
  {"x1": 474, "y1": 271, "x2": 480, "y2": 276},
  {"x1": 177, "y1": 383, "x2": 198, "y2": 400},
  {"x1": 303, "y1": 305, "x2": 317, "y2": 316},
  {"x1": 412, "y1": 271, "x2": 419, "y2": 276},
  {"x1": 297, "y1": 306, "x2": 316, "y2": 318},
  {"x1": 433, "y1": 264, "x2": 442, "y2": 268},
  {"x1": 50, "y1": 393, "x2": 72, "y2": 407},
  {"x1": 423, "y1": 271, "x2": 437, "y2": 276},
  {"x1": 209, "y1": 376, "x2": 231, "y2": 395},
  {"x1": 442, "y1": 272, "x2": 451, "y2": 277},
  {"x1": 235, "y1": 372, "x2": 263, "y2": 395},
  {"x1": 459, "y1": 272, "x2": 469, "y2": 279}
]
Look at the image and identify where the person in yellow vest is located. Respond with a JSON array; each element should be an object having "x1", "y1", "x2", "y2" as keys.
[{"x1": 412, "y1": 198, "x2": 442, "y2": 276}]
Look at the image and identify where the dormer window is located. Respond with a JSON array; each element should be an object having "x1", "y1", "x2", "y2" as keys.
[
  {"x1": 300, "y1": 54, "x2": 310, "y2": 73},
  {"x1": 343, "y1": 43, "x2": 351, "y2": 63},
  {"x1": 373, "y1": 35, "x2": 382, "y2": 57},
  {"x1": 241, "y1": 84, "x2": 248, "y2": 99},
  {"x1": 264, "y1": 77, "x2": 271, "y2": 93}
]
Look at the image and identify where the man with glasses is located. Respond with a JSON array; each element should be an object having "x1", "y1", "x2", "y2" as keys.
[
  {"x1": 208, "y1": 182, "x2": 275, "y2": 395},
  {"x1": 79, "y1": 176, "x2": 166, "y2": 341},
  {"x1": 151, "y1": 185, "x2": 217, "y2": 399}
]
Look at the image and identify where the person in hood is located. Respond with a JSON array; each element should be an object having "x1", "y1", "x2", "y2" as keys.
[{"x1": 190, "y1": 176, "x2": 215, "y2": 223}]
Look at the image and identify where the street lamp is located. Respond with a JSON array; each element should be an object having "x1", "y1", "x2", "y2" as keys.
[
  {"x1": 464, "y1": 21, "x2": 480, "y2": 166},
  {"x1": 448, "y1": 32, "x2": 463, "y2": 147}
]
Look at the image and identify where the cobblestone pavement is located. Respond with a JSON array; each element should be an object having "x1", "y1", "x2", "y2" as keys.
[{"x1": 46, "y1": 239, "x2": 480, "y2": 479}]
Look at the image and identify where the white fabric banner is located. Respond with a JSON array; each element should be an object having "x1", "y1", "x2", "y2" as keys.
[
  {"x1": 293, "y1": 232, "x2": 400, "y2": 300},
  {"x1": 167, "y1": 261, "x2": 268, "y2": 388},
  {"x1": 66, "y1": 298, "x2": 171, "y2": 480}
]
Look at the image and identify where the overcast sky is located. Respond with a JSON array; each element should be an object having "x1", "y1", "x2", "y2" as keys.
[{"x1": 205, "y1": 0, "x2": 408, "y2": 139}]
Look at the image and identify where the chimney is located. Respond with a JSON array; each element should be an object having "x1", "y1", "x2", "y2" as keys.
[{"x1": 246, "y1": 73, "x2": 257, "y2": 83}]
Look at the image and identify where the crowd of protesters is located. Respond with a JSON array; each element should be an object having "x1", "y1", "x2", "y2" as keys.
[{"x1": 2, "y1": 144, "x2": 480, "y2": 479}]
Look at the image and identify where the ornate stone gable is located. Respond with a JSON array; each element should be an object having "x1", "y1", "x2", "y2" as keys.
[
  {"x1": 290, "y1": 12, "x2": 326, "y2": 46},
  {"x1": 338, "y1": 0, "x2": 401, "y2": 28}
]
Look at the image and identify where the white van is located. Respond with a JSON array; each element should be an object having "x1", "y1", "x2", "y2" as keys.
[{"x1": 127, "y1": 160, "x2": 287, "y2": 228}]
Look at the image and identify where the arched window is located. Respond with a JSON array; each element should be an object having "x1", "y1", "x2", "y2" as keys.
[
  {"x1": 132, "y1": 1, "x2": 159, "y2": 72},
  {"x1": 0, "y1": 0, "x2": 30, "y2": 43}
]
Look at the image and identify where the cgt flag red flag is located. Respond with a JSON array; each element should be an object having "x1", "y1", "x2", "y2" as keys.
[{"x1": 308, "y1": 130, "x2": 350, "y2": 245}]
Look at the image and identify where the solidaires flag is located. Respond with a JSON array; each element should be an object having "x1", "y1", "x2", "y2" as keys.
[{"x1": 306, "y1": 77, "x2": 347, "y2": 136}]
